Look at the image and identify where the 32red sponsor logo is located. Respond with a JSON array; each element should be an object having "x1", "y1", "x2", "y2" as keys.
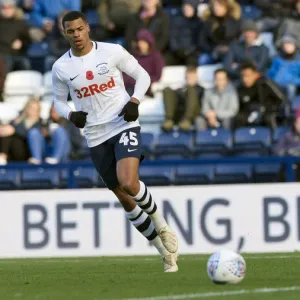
[{"x1": 74, "y1": 77, "x2": 115, "y2": 99}]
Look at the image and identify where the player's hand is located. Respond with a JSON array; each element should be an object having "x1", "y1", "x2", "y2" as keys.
[
  {"x1": 118, "y1": 100, "x2": 139, "y2": 122},
  {"x1": 69, "y1": 111, "x2": 88, "y2": 128}
]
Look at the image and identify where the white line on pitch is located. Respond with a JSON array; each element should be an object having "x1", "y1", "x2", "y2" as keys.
[
  {"x1": 0, "y1": 254, "x2": 300, "y2": 264},
  {"x1": 112, "y1": 286, "x2": 300, "y2": 300}
]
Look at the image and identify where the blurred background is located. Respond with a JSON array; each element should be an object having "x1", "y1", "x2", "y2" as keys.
[{"x1": 1, "y1": 0, "x2": 300, "y2": 188}]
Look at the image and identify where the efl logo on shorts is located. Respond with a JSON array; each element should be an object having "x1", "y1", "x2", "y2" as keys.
[{"x1": 74, "y1": 77, "x2": 115, "y2": 99}]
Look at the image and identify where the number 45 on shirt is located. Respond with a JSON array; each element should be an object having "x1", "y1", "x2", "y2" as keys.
[{"x1": 119, "y1": 132, "x2": 138, "y2": 146}]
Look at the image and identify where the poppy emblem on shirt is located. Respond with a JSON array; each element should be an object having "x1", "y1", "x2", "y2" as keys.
[{"x1": 86, "y1": 70, "x2": 94, "y2": 80}]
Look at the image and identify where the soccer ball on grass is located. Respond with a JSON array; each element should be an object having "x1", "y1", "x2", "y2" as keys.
[{"x1": 207, "y1": 249, "x2": 246, "y2": 284}]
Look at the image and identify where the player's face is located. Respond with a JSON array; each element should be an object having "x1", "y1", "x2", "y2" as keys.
[{"x1": 64, "y1": 18, "x2": 90, "y2": 51}]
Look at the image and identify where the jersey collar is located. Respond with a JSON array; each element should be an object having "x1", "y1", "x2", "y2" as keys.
[{"x1": 68, "y1": 41, "x2": 98, "y2": 58}]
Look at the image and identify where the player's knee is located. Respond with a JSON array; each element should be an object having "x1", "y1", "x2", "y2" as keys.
[{"x1": 120, "y1": 179, "x2": 139, "y2": 196}]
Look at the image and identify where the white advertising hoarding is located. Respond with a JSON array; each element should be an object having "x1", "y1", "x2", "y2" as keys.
[{"x1": 0, "y1": 183, "x2": 299, "y2": 258}]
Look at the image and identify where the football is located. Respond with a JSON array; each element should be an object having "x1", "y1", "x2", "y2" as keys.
[{"x1": 207, "y1": 249, "x2": 246, "y2": 284}]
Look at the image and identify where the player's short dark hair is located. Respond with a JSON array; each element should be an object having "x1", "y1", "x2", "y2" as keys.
[
  {"x1": 186, "y1": 65, "x2": 197, "y2": 73},
  {"x1": 62, "y1": 11, "x2": 87, "y2": 29},
  {"x1": 240, "y1": 61, "x2": 258, "y2": 72},
  {"x1": 214, "y1": 68, "x2": 228, "y2": 77}
]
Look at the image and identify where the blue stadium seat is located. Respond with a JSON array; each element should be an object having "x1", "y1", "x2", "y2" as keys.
[
  {"x1": 85, "y1": 9, "x2": 99, "y2": 26},
  {"x1": 196, "y1": 153, "x2": 225, "y2": 158},
  {"x1": 214, "y1": 164, "x2": 252, "y2": 184},
  {"x1": 139, "y1": 166, "x2": 174, "y2": 186},
  {"x1": 60, "y1": 167, "x2": 98, "y2": 188},
  {"x1": 27, "y1": 42, "x2": 49, "y2": 58},
  {"x1": 234, "y1": 127, "x2": 271, "y2": 155},
  {"x1": 241, "y1": 5, "x2": 262, "y2": 20},
  {"x1": 273, "y1": 126, "x2": 289, "y2": 145},
  {"x1": 292, "y1": 96, "x2": 300, "y2": 110},
  {"x1": 195, "y1": 129, "x2": 232, "y2": 156},
  {"x1": 254, "y1": 164, "x2": 282, "y2": 183},
  {"x1": 156, "y1": 154, "x2": 187, "y2": 161},
  {"x1": 141, "y1": 133, "x2": 154, "y2": 157},
  {"x1": 0, "y1": 169, "x2": 20, "y2": 190},
  {"x1": 175, "y1": 165, "x2": 214, "y2": 185},
  {"x1": 20, "y1": 168, "x2": 59, "y2": 189},
  {"x1": 154, "y1": 132, "x2": 193, "y2": 157}
]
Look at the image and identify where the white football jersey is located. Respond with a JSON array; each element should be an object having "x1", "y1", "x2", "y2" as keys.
[{"x1": 52, "y1": 41, "x2": 150, "y2": 147}]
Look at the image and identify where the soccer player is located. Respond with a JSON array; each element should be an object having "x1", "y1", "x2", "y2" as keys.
[{"x1": 52, "y1": 11, "x2": 178, "y2": 272}]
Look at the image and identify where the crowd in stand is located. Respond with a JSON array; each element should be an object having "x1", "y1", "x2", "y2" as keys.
[{"x1": 1, "y1": 0, "x2": 300, "y2": 165}]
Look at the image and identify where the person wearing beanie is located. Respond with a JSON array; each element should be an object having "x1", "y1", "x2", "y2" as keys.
[
  {"x1": 268, "y1": 34, "x2": 300, "y2": 101},
  {"x1": 224, "y1": 20, "x2": 269, "y2": 81},
  {"x1": 165, "y1": 0, "x2": 201, "y2": 66}
]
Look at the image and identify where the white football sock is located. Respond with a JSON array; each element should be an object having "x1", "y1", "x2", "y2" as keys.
[{"x1": 133, "y1": 181, "x2": 168, "y2": 231}]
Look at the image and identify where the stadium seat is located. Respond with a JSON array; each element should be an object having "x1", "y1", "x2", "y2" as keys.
[
  {"x1": 291, "y1": 96, "x2": 300, "y2": 111},
  {"x1": 214, "y1": 164, "x2": 252, "y2": 183},
  {"x1": 254, "y1": 164, "x2": 282, "y2": 183},
  {"x1": 0, "y1": 102, "x2": 19, "y2": 124},
  {"x1": 174, "y1": 165, "x2": 214, "y2": 185},
  {"x1": 139, "y1": 166, "x2": 174, "y2": 186},
  {"x1": 195, "y1": 129, "x2": 232, "y2": 156},
  {"x1": 197, "y1": 64, "x2": 223, "y2": 88},
  {"x1": 152, "y1": 66, "x2": 186, "y2": 92},
  {"x1": 85, "y1": 9, "x2": 99, "y2": 26},
  {"x1": 141, "y1": 133, "x2": 154, "y2": 157},
  {"x1": 154, "y1": 131, "x2": 194, "y2": 157},
  {"x1": 43, "y1": 71, "x2": 52, "y2": 96},
  {"x1": 20, "y1": 168, "x2": 59, "y2": 189},
  {"x1": 40, "y1": 101, "x2": 52, "y2": 121},
  {"x1": 4, "y1": 70, "x2": 43, "y2": 97},
  {"x1": 273, "y1": 126, "x2": 289, "y2": 145},
  {"x1": 241, "y1": 5, "x2": 262, "y2": 20},
  {"x1": 0, "y1": 169, "x2": 20, "y2": 190},
  {"x1": 60, "y1": 167, "x2": 98, "y2": 188},
  {"x1": 139, "y1": 95, "x2": 165, "y2": 123},
  {"x1": 156, "y1": 154, "x2": 187, "y2": 160},
  {"x1": 234, "y1": 127, "x2": 271, "y2": 155},
  {"x1": 27, "y1": 42, "x2": 49, "y2": 58}
]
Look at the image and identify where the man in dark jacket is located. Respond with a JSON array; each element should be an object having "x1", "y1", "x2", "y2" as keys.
[
  {"x1": 125, "y1": 0, "x2": 170, "y2": 53},
  {"x1": 237, "y1": 62, "x2": 286, "y2": 129},
  {"x1": 0, "y1": 0, "x2": 31, "y2": 71},
  {"x1": 225, "y1": 20, "x2": 269, "y2": 81},
  {"x1": 165, "y1": 0, "x2": 200, "y2": 66}
]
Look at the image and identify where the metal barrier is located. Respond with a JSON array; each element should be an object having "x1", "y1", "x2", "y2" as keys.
[{"x1": 1, "y1": 156, "x2": 300, "y2": 188}]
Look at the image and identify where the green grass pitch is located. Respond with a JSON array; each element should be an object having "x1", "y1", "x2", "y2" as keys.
[{"x1": 0, "y1": 253, "x2": 299, "y2": 300}]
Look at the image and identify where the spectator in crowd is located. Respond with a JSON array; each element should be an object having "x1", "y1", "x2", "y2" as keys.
[
  {"x1": 254, "y1": 0, "x2": 298, "y2": 33},
  {"x1": 237, "y1": 62, "x2": 286, "y2": 129},
  {"x1": 162, "y1": 65, "x2": 204, "y2": 131},
  {"x1": 198, "y1": 0, "x2": 241, "y2": 65},
  {"x1": 268, "y1": 35, "x2": 300, "y2": 101},
  {"x1": 0, "y1": 0, "x2": 31, "y2": 72},
  {"x1": 123, "y1": 29, "x2": 164, "y2": 96},
  {"x1": 0, "y1": 98, "x2": 42, "y2": 165},
  {"x1": 0, "y1": 57, "x2": 6, "y2": 102},
  {"x1": 45, "y1": 10, "x2": 70, "y2": 71},
  {"x1": 274, "y1": 108, "x2": 300, "y2": 156},
  {"x1": 125, "y1": 0, "x2": 170, "y2": 53},
  {"x1": 224, "y1": 20, "x2": 269, "y2": 81},
  {"x1": 29, "y1": 105, "x2": 83, "y2": 164},
  {"x1": 165, "y1": 0, "x2": 200, "y2": 66},
  {"x1": 82, "y1": 0, "x2": 99, "y2": 12},
  {"x1": 196, "y1": 68, "x2": 239, "y2": 129},
  {"x1": 17, "y1": 0, "x2": 34, "y2": 13},
  {"x1": 29, "y1": 0, "x2": 80, "y2": 41},
  {"x1": 96, "y1": 0, "x2": 141, "y2": 41}
]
